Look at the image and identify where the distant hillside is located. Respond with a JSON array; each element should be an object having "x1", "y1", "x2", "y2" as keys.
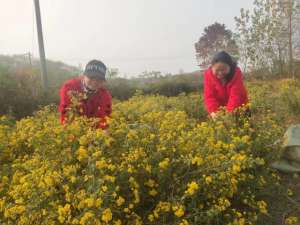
[
  {"x1": 0, "y1": 54, "x2": 80, "y2": 88},
  {"x1": 106, "y1": 70, "x2": 204, "y2": 100}
]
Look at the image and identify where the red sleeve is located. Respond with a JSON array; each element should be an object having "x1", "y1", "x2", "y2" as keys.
[
  {"x1": 226, "y1": 68, "x2": 248, "y2": 112},
  {"x1": 204, "y1": 69, "x2": 221, "y2": 113},
  {"x1": 58, "y1": 83, "x2": 72, "y2": 124}
]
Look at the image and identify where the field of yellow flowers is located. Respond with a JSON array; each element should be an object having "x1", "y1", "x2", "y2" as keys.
[{"x1": 0, "y1": 79, "x2": 300, "y2": 225}]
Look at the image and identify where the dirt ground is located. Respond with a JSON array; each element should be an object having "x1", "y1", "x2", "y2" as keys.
[{"x1": 257, "y1": 173, "x2": 300, "y2": 225}]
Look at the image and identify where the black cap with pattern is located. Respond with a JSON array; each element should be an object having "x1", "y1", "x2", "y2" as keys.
[{"x1": 84, "y1": 60, "x2": 107, "y2": 80}]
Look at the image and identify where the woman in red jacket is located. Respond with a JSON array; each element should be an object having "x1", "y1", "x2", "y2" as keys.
[
  {"x1": 59, "y1": 60, "x2": 112, "y2": 129},
  {"x1": 203, "y1": 51, "x2": 248, "y2": 119}
]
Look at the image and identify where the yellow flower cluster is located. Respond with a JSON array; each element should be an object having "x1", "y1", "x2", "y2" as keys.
[
  {"x1": 285, "y1": 216, "x2": 299, "y2": 225},
  {"x1": 185, "y1": 181, "x2": 199, "y2": 196},
  {"x1": 0, "y1": 86, "x2": 289, "y2": 224}
]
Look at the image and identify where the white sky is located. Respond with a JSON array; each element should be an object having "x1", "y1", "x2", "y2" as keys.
[{"x1": 0, "y1": 0, "x2": 253, "y2": 76}]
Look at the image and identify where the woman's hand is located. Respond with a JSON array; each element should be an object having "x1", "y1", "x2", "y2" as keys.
[{"x1": 210, "y1": 112, "x2": 218, "y2": 120}]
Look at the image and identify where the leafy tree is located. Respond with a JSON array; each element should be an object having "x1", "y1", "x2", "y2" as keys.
[
  {"x1": 194, "y1": 22, "x2": 239, "y2": 69},
  {"x1": 235, "y1": 0, "x2": 300, "y2": 76}
]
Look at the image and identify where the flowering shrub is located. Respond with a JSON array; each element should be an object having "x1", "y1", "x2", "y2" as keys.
[
  {"x1": 0, "y1": 85, "x2": 289, "y2": 225},
  {"x1": 278, "y1": 79, "x2": 300, "y2": 116}
]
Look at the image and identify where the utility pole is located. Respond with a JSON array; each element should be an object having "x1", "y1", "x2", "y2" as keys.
[{"x1": 33, "y1": 0, "x2": 48, "y2": 90}]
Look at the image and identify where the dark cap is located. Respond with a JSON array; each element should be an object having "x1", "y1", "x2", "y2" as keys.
[{"x1": 84, "y1": 60, "x2": 107, "y2": 80}]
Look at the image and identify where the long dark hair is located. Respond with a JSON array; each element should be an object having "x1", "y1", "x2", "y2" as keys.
[{"x1": 211, "y1": 51, "x2": 237, "y2": 81}]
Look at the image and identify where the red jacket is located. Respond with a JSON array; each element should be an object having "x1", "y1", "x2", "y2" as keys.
[
  {"x1": 203, "y1": 67, "x2": 248, "y2": 113},
  {"x1": 58, "y1": 77, "x2": 112, "y2": 128}
]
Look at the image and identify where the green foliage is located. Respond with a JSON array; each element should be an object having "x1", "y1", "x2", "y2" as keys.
[
  {"x1": 0, "y1": 55, "x2": 80, "y2": 118},
  {"x1": 235, "y1": 0, "x2": 300, "y2": 76},
  {"x1": 278, "y1": 79, "x2": 300, "y2": 115},
  {"x1": 107, "y1": 78, "x2": 136, "y2": 100}
]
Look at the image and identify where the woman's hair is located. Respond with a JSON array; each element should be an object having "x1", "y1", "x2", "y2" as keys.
[{"x1": 211, "y1": 51, "x2": 237, "y2": 81}]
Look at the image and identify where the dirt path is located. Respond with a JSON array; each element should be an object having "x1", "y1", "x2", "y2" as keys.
[{"x1": 257, "y1": 172, "x2": 300, "y2": 224}]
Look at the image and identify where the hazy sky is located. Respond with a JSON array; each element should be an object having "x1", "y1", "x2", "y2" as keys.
[{"x1": 1, "y1": 0, "x2": 253, "y2": 76}]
